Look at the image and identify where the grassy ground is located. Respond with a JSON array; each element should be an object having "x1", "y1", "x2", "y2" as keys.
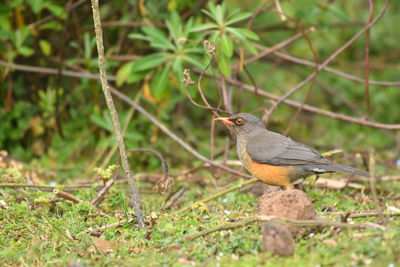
[{"x1": 1, "y1": 166, "x2": 400, "y2": 266}]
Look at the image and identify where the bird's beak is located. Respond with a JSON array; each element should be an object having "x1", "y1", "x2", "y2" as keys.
[{"x1": 215, "y1": 117, "x2": 234, "y2": 126}]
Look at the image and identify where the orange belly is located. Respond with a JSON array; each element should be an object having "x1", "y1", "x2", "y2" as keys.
[{"x1": 248, "y1": 161, "x2": 292, "y2": 187}]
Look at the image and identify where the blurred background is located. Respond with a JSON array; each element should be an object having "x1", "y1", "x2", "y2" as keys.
[{"x1": 1, "y1": 0, "x2": 399, "y2": 180}]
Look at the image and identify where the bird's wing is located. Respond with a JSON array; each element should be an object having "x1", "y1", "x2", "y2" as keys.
[{"x1": 246, "y1": 132, "x2": 331, "y2": 166}]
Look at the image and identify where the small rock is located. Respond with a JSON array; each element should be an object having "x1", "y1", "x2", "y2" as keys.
[
  {"x1": 261, "y1": 222, "x2": 294, "y2": 256},
  {"x1": 259, "y1": 189, "x2": 317, "y2": 238}
]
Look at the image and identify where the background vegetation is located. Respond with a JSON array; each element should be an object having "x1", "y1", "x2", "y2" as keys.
[{"x1": 0, "y1": 0, "x2": 399, "y2": 266}]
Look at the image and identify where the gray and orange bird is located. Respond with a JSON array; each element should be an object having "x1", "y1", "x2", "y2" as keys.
[{"x1": 216, "y1": 113, "x2": 370, "y2": 189}]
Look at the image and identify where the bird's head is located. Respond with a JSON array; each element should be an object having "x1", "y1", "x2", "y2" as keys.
[{"x1": 215, "y1": 113, "x2": 266, "y2": 136}]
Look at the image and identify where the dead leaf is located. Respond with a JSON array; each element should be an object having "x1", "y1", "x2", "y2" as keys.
[
  {"x1": 92, "y1": 237, "x2": 119, "y2": 254},
  {"x1": 314, "y1": 178, "x2": 364, "y2": 190},
  {"x1": 0, "y1": 200, "x2": 9, "y2": 210}
]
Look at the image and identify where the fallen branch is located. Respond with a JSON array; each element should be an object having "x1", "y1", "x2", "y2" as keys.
[
  {"x1": 90, "y1": 179, "x2": 115, "y2": 206},
  {"x1": 53, "y1": 189, "x2": 83, "y2": 203},
  {"x1": 0, "y1": 183, "x2": 91, "y2": 191},
  {"x1": 184, "y1": 215, "x2": 379, "y2": 240},
  {"x1": 53, "y1": 189, "x2": 104, "y2": 214}
]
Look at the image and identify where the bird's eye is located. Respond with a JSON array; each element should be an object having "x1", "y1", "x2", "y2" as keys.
[{"x1": 235, "y1": 118, "x2": 243, "y2": 125}]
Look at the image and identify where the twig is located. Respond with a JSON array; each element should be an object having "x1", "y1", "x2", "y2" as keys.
[
  {"x1": 264, "y1": 0, "x2": 390, "y2": 120},
  {"x1": 261, "y1": 49, "x2": 400, "y2": 87},
  {"x1": 368, "y1": 149, "x2": 384, "y2": 222},
  {"x1": 281, "y1": 16, "x2": 319, "y2": 133},
  {"x1": 184, "y1": 215, "x2": 377, "y2": 240},
  {"x1": 346, "y1": 211, "x2": 400, "y2": 219},
  {"x1": 274, "y1": 0, "x2": 286, "y2": 21},
  {"x1": 127, "y1": 148, "x2": 173, "y2": 193},
  {"x1": 90, "y1": 0, "x2": 144, "y2": 228},
  {"x1": 0, "y1": 60, "x2": 116, "y2": 81},
  {"x1": 90, "y1": 179, "x2": 115, "y2": 206},
  {"x1": 176, "y1": 178, "x2": 258, "y2": 214},
  {"x1": 53, "y1": 189, "x2": 83, "y2": 203},
  {"x1": 364, "y1": 0, "x2": 374, "y2": 119},
  {"x1": 244, "y1": 30, "x2": 313, "y2": 65},
  {"x1": 0, "y1": 183, "x2": 91, "y2": 191}
]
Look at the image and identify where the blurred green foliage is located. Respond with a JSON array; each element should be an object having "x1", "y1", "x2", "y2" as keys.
[{"x1": 0, "y1": 0, "x2": 399, "y2": 174}]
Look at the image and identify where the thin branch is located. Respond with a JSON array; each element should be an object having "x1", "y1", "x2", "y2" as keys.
[
  {"x1": 264, "y1": 0, "x2": 390, "y2": 121},
  {"x1": 368, "y1": 149, "x2": 384, "y2": 222},
  {"x1": 364, "y1": 0, "x2": 374, "y2": 119},
  {"x1": 274, "y1": 0, "x2": 286, "y2": 21},
  {"x1": 244, "y1": 29, "x2": 313, "y2": 65},
  {"x1": 264, "y1": 49, "x2": 400, "y2": 86},
  {"x1": 90, "y1": 0, "x2": 144, "y2": 228},
  {"x1": 184, "y1": 215, "x2": 379, "y2": 240},
  {"x1": 127, "y1": 148, "x2": 173, "y2": 193},
  {"x1": 53, "y1": 189, "x2": 83, "y2": 203},
  {"x1": 0, "y1": 60, "x2": 116, "y2": 81},
  {"x1": 90, "y1": 179, "x2": 115, "y2": 206},
  {"x1": 0, "y1": 183, "x2": 92, "y2": 191}
]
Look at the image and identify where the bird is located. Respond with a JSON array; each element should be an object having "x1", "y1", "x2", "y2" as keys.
[{"x1": 215, "y1": 113, "x2": 370, "y2": 189}]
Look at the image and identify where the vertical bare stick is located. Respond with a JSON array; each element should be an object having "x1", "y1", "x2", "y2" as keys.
[
  {"x1": 364, "y1": 0, "x2": 374, "y2": 119},
  {"x1": 90, "y1": 0, "x2": 144, "y2": 228}
]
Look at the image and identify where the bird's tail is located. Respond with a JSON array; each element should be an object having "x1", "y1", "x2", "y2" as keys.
[{"x1": 329, "y1": 163, "x2": 370, "y2": 178}]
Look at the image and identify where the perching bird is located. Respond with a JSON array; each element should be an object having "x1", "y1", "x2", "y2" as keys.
[{"x1": 215, "y1": 113, "x2": 370, "y2": 189}]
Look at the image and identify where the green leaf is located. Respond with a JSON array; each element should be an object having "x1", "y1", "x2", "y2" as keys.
[
  {"x1": 189, "y1": 23, "x2": 217, "y2": 33},
  {"x1": 151, "y1": 65, "x2": 171, "y2": 101},
  {"x1": 90, "y1": 113, "x2": 113, "y2": 132},
  {"x1": 116, "y1": 62, "x2": 135, "y2": 86},
  {"x1": 39, "y1": 40, "x2": 51, "y2": 56},
  {"x1": 127, "y1": 70, "x2": 150, "y2": 84},
  {"x1": 238, "y1": 28, "x2": 259, "y2": 40},
  {"x1": 226, "y1": 27, "x2": 245, "y2": 40},
  {"x1": 18, "y1": 46, "x2": 34, "y2": 57},
  {"x1": 209, "y1": 31, "x2": 219, "y2": 44},
  {"x1": 220, "y1": 35, "x2": 233, "y2": 58},
  {"x1": 44, "y1": 2, "x2": 66, "y2": 19},
  {"x1": 171, "y1": 57, "x2": 182, "y2": 74},
  {"x1": 226, "y1": 12, "x2": 253, "y2": 26},
  {"x1": 218, "y1": 55, "x2": 230, "y2": 77},
  {"x1": 226, "y1": 8, "x2": 241, "y2": 20},
  {"x1": 242, "y1": 39, "x2": 258, "y2": 55},
  {"x1": 166, "y1": 11, "x2": 181, "y2": 45},
  {"x1": 207, "y1": 2, "x2": 217, "y2": 18},
  {"x1": 128, "y1": 33, "x2": 150, "y2": 41},
  {"x1": 182, "y1": 55, "x2": 205, "y2": 70},
  {"x1": 130, "y1": 53, "x2": 170, "y2": 72},
  {"x1": 142, "y1": 27, "x2": 175, "y2": 50},
  {"x1": 215, "y1": 4, "x2": 224, "y2": 25},
  {"x1": 29, "y1": 0, "x2": 44, "y2": 14}
]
